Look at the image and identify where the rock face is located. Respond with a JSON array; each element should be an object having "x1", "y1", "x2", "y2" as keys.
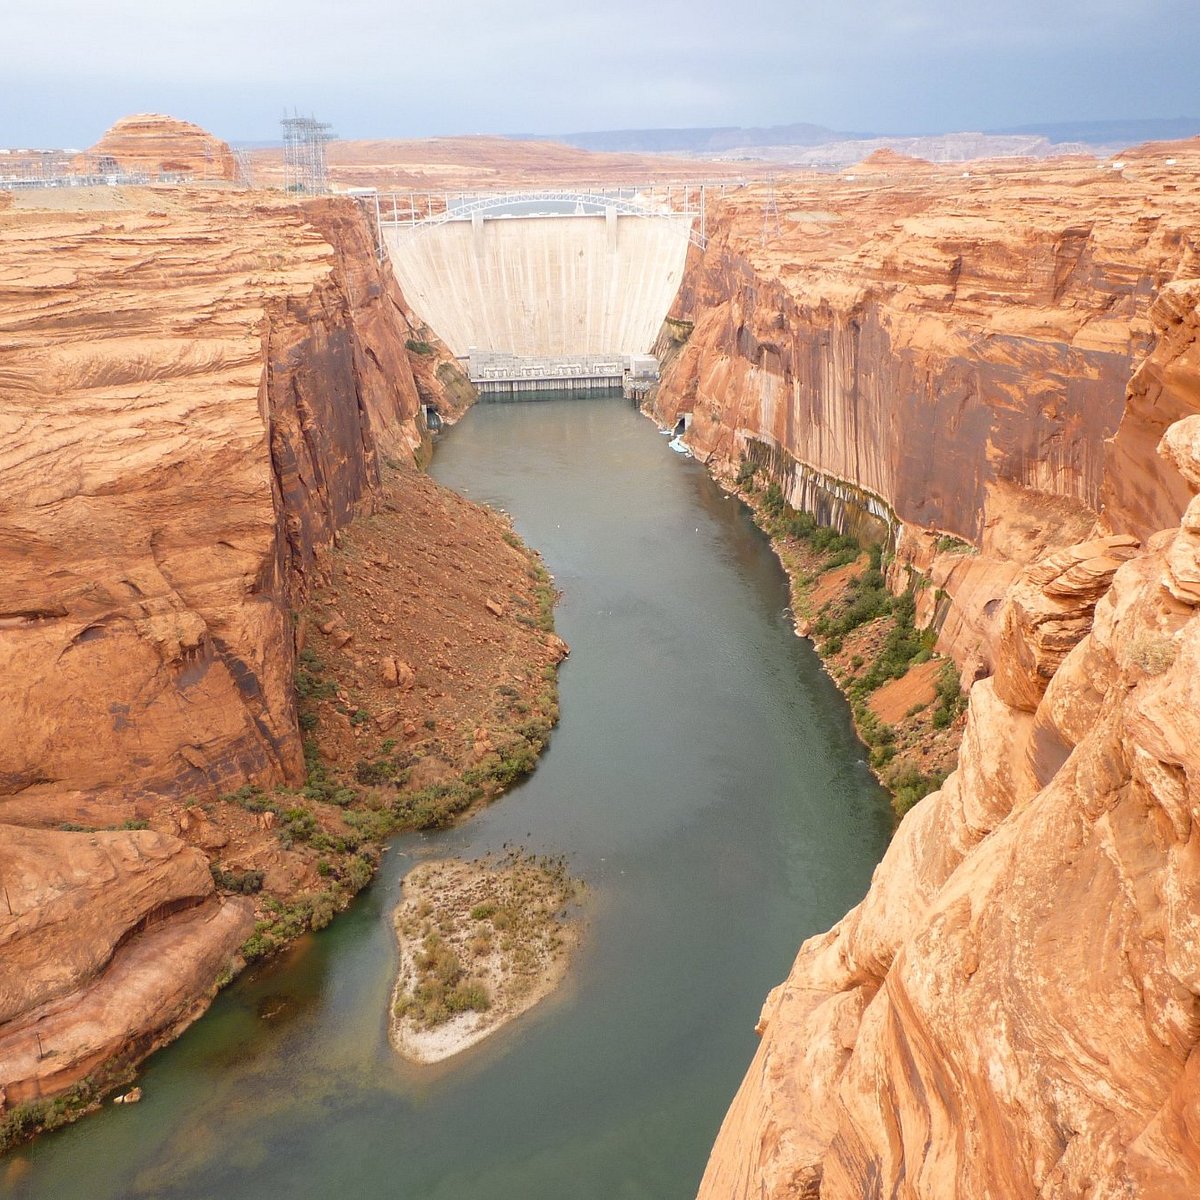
[
  {"x1": 692, "y1": 160, "x2": 1200, "y2": 1197},
  {"x1": 0, "y1": 827, "x2": 253, "y2": 1104},
  {"x1": 653, "y1": 144, "x2": 1200, "y2": 680},
  {"x1": 0, "y1": 189, "x2": 428, "y2": 810},
  {"x1": 0, "y1": 176, "x2": 463, "y2": 1105},
  {"x1": 73, "y1": 114, "x2": 240, "y2": 181}
]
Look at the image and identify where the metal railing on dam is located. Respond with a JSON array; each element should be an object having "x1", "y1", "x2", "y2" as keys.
[{"x1": 371, "y1": 184, "x2": 733, "y2": 370}]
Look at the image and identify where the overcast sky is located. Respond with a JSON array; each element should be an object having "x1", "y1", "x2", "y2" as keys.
[{"x1": 4, "y1": 0, "x2": 1199, "y2": 148}]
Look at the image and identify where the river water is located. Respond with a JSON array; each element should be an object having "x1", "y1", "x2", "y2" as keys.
[{"x1": 7, "y1": 395, "x2": 891, "y2": 1200}]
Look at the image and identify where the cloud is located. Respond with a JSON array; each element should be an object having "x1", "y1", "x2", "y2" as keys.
[{"x1": 3, "y1": 0, "x2": 1199, "y2": 145}]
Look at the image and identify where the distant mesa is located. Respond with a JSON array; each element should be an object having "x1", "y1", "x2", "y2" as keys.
[
  {"x1": 73, "y1": 113, "x2": 239, "y2": 181},
  {"x1": 854, "y1": 147, "x2": 935, "y2": 171}
]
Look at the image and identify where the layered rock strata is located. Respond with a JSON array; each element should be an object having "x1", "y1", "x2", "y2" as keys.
[
  {"x1": 0, "y1": 182, "x2": 463, "y2": 1106},
  {"x1": 73, "y1": 114, "x2": 240, "y2": 181},
  {"x1": 653, "y1": 144, "x2": 1200, "y2": 679},
  {"x1": 694, "y1": 165, "x2": 1200, "y2": 1196}
]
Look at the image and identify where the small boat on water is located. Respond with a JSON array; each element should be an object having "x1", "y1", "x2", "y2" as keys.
[{"x1": 669, "y1": 435, "x2": 692, "y2": 457}]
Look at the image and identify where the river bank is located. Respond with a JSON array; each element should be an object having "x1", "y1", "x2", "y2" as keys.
[
  {"x1": 653, "y1": 422, "x2": 966, "y2": 818},
  {"x1": 211, "y1": 458, "x2": 569, "y2": 953}
]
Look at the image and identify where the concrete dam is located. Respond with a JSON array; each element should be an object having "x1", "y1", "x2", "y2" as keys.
[{"x1": 378, "y1": 191, "x2": 700, "y2": 388}]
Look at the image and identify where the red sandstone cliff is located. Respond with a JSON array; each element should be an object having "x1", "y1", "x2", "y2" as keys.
[
  {"x1": 654, "y1": 145, "x2": 1200, "y2": 680},
  {"x1": 680, "y1": 149, "x2": 1200, "y2": 1197},
  {"x1": 73, "y1": 114, "x2": 241, "y2": 181},
  {"x1": 0, "y1": 181, "x2": 468, "y2": 1108}
]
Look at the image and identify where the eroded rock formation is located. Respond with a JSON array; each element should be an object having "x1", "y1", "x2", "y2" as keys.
[
  {"x1": 73, "y1": 114, "x2": 240, "y2": 181},
  {"x1": 0, "y1": 178, "x2": 468, "y2": 1107},
  {"x1": 689, "y1": 152, "x2": 1200, "y2": 1197}
]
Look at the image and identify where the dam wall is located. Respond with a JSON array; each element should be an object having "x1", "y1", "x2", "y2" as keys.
[{"x1": 383, "y1": 212, "x2": 693, "y2": 359}]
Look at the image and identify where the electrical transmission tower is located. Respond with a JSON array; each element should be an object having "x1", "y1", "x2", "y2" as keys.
[
  {"x1": 281, "y1": 111, "x2": 334, "y2": 194},
  {"x1": 232, "y1": 147, "x2": 255, "y2": 189},
  {"x1": 761, "y1": 177, "x2": 781, "y2": 245}
]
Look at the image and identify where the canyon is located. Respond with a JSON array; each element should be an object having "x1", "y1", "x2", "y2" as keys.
[
  {"x1": 647, "y1": 143, "x2": 1200, "y2": 1196},
  {"x1": 6, "y1": 107, "x2": 1200, "y2": 1200},
  {"x1": 0, "y1": 169, "x2": 562, "y2": 1126}
]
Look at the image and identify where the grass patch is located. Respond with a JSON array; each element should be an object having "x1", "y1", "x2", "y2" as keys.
[{"x1": 393, "y1": 931, "x2": 491, "y2": 1028}]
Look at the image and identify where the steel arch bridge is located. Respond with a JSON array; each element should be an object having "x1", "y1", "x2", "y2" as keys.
[{"x1": 372, "y1": 186, "x2": 710, "y2": 250}]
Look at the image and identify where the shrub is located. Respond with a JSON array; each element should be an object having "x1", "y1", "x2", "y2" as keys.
[
  {"x1": 295, "y1": 667, "x2": 337, "y2": 701},
  {"x1": 761, "y1": 482, "x2": 786, "y2": 518},
  {"x1": 282, "y1": 806, "x2": 318, "y2": 842},
  {"x1": 242, "y1": 888, "x2": 344, "y2": 962},
  {"x1": 931, "y1": 659, "x2": 968, "y2": 729},
  {"x1": 1129, "y1": 632, "x2": 1178, "y2": 676},
  {"x1": 354, "y1": 758, "x2": 395, "y2": 786},
  {"x1": 886, "y1": 763, "x2": 948, "y2": 818},
  {"x1": 735, "y1": 459, "x2": 759, "y2": 489},
  {"x1": 446, "y1": 982, "x2": 491, "y2": 1013},
  {"x1": 211, "y1": 865, "x2": 265, "y2": 894}
]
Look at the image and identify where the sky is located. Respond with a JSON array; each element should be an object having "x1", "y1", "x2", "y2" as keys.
[{"x1": 3, "y1": 0, "x2": 1199, "y2": 148}]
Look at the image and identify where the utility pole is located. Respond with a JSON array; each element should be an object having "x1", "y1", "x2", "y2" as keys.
[{"x1": 761, "y1": 176, "x2": 781, "y2": 246}]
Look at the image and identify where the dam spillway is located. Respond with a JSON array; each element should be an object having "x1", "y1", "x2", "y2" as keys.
[{"x1": 381, "y1": 207, "x2": 695, "y2": 365}]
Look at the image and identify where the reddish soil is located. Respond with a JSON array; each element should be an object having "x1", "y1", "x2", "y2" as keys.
[
  {"x1": 195, "y1": 462, "x2": 567, "y2": 933},
  {"x1": 300, "y1": 463, "x2": 565, "y2": 792},
  {"x1": 868, "y1": 659, "x2": 942, "y2": 725}
]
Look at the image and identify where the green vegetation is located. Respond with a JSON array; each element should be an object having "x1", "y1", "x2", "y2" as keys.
[
  {"x1": 393, "y1": 931, "x2": 491, "y2": 1028},
  {"x1": 241, "y1": 887, "x2": 352, "y2": 962},
  {"x1": 935, "y1": 533, "x2": 975, "y2": 555},
  {"x1": 737, "y1": 454, "x2": 961, "y2": 823},
  {"x1": 931, "y1": 659, "x2": 968, "y2": 729},
  {"x1": 530, "y1": 559, "x2": 557, "y2": 632},
  {"x1": 405, "y1": 338, "x2": 435, "y2": 355},
  {"x1": 885, "y1": 762, "x2": 949, "y2": 817},
  {"x1": 0, "y1": 1080, "x2": 100, "y2": 1156},
  {"x1": 758, "y1": 483, "x2": 861, "y2": 568},
  {"x1": 57, "y1": 818, "x2": 150, "y2": 834},
  {"x1": 211, "y1": 865, "x2": 265, "y2": 894},
  {"x1": 735, "y1": 460, "x2": 759, "y2": 490},
  {"x1": 295, "y1": 647, "x2": 337, "y2": 704}
]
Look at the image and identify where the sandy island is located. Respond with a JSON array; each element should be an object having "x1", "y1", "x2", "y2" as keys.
[{"x1": 389, "y1": 853, "x2": 583, "y2": 1063}]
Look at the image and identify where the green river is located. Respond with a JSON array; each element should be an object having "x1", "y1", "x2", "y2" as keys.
[{"x1": 5, "y1": 395, "x2": 891, "y2": 1200}]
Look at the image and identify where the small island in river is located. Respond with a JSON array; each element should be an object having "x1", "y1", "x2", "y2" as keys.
[{"x1": 390, "y1": 852, "x2": 583, "y2": 1063}]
